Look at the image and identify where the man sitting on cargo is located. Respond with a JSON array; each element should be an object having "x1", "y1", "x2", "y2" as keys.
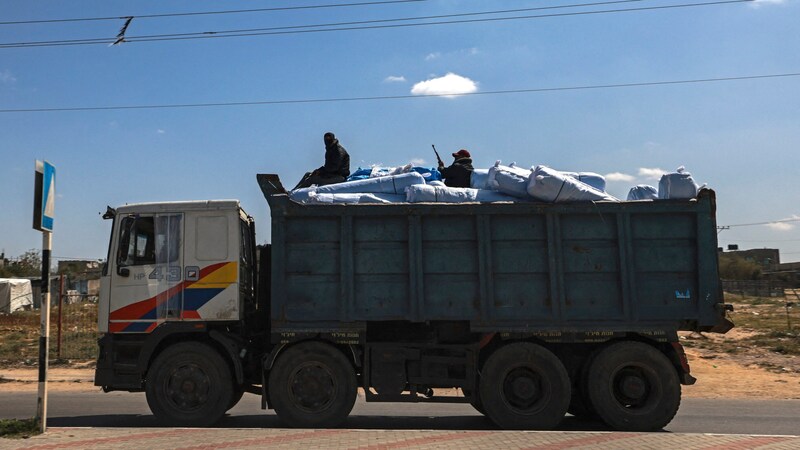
[
  {"x1": 438, "y1": 149, "x2": 474, "y2": 188},
  {"x1": 293, "y1": 132, "x2": 351, "y2": 190}
]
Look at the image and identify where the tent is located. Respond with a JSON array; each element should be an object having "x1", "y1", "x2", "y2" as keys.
[{"x1": 0, "y1": 278, "x2": 34, "y2": 313}]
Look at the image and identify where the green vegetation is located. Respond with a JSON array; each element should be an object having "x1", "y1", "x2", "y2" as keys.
[
  {"x1": 0, "y1": 418, "x2": 40, "y2": 439},
  {"x1": 0, "y1": 249, "x2": 43, "y2": 278},
  {"x1": 718, "y1": 253, "x2": 763, "y2": 280},
  {"x1": 0, "y1": 303, "x2": 98, "y2": 365}
]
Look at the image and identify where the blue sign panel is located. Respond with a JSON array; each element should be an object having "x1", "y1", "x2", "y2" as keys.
[{"x1": 33, "y1": 160, "x2": 56, "y2": 232}]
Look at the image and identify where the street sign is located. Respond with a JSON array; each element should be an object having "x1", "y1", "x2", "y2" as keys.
[{"x1": 33, "y1": 160, "x2": 56, "y2": 232}]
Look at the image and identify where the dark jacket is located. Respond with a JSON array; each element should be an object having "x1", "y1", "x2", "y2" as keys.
[
  {"x1": 440, "y1": 157, "x2": 474, "y2": 188},
  {"x1": 319, "y1": 139, "x2": 350, "y2": 178}
]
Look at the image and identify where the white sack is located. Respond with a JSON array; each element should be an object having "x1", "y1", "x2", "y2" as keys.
[
  {"x1": 527, "y1": 165, "x2": 618, "y2": 203},
  {"x1": 406, "y1": 185, "x2": 520, "y2": 203},
  {"x1": 470, "y1": 169, "x2": 491, "y2": 189},
  {"x1": 627, "y1": 185, "x2": 658, "y2": 201},
  {"x1": 658, "y1": 166, "x2": 699, "y2": 199},
  {"x1": 406, "y1": 185, "x2": 477, "y2": 203},
  {"x1": 307, "y1": 192, "x2": 406, "y2": 204},
  {"x1": 316, "y1": 172, "x2": 426, "y2": 195},
  {"x1": 562, "y1": 171, "x2": 606, "y2": 192},
  {"x1": 487, "y1": 161, "x2": 532, "y2": 198}
]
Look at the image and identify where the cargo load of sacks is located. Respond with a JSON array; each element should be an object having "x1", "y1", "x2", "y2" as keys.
[{"x1": 288, "y1": 163, "x2": 702, "y2": 205}]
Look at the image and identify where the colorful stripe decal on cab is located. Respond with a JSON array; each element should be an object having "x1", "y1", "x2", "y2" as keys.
[{"x1": 109, "y1": 262, "x2": 237, "y2": 331}]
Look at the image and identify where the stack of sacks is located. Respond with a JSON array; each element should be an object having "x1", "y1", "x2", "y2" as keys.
[
  {"x1": 627, "y1": 185, "x2": 658, "y2": 200},
  {"x1": 290, "y1": 172, "x2": 426, "y2": 204},
  {"x1": 487, "y1": 162, "x2": 532, "y2": 198},
  {"x1": 406, "y1": 184, "x2": 519, "y2": 203},
  {"x1": 527, "y1": 165, "x2": 618, "y2": 203},
  {"x1": 658, "y1": 166, "x2": 700, "y2": 199},
  {"x1": 347, "y1": 165, "x2": 442, "y2": 183}
]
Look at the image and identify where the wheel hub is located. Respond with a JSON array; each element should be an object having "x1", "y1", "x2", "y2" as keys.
[
  {"x1": 503, "y1": 367, "x2": 544, "y2": 411},
  {"x1": 166, "y1": 364, "x2": 210, "y2": 410},
  {"x1": 290, "y1": 363, "x2": 336, "y2": 412},
  {"x1": 620, "y1": 375, "x2": 647, "y2": 400}
]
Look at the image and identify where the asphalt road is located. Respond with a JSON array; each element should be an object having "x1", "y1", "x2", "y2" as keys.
[{"x1": 1, "y1": 391, "x2": 798, "y2": 435}]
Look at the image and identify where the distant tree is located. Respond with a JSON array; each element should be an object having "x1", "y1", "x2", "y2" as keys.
[
  {"x1": 718, "y1": 253, "x2": 762, "y2": 280},
  {"x1": 0, "y1": 249, "x2": 42, "y2": 277}
]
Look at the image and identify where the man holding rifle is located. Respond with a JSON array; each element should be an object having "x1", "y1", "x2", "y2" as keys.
[{"x1": 436, "y1": 146, "x2": 474, "y2": 188}]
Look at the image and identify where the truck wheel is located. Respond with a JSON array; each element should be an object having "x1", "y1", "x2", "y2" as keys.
[
  {"x1": 268, "y1": 341, "x2": 357, "y2": 428},
  {"x1": 145, "y1": 342, "x2": 233, "y2": 427},
  {"x1": 586, "y1": 341, "x2": 681, "y2": 431},
  {"x1": 478, "y1": 342, "x2": 570, "y2": 430}
]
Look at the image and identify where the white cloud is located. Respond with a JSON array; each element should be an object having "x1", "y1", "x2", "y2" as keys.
[
  {"x1": 637, "y1": 167, "x2": 667, "y2": 180},
  {"x1": 383, "y1": 75, "x2": 406, "y2": 83},
  {"x1": 410, "y1": 158, "x2": 426, "y2": 166},
  {"x1": 0, "y1": 69, "x2": 17, "y2": 84},
  {"x1": 604, "y1": 172, "x2": 636, "y2": 182},
  {"x1": 765, "y1": 215, "x2": 800, "y2": 231},
  {"x1": 157, "y1": 129, "x2": 166, "y2": 134},
  {"x1": 411, "y1": 73, "x2": 478, "y2": 98},
  {"x1": 425, "y1": 52, "x2": 441, "y2": 61},
  {"x1": 750, "y1": 0, "x2": 785, "y2": 7}
]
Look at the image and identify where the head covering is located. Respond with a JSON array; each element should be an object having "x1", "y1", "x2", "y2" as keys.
[
  {"x1": 452, "y1": 149, "x2": 471, "y2": 159},
  {"x1": 324, "y1": 132, "x2": 336, "y2": 145}
]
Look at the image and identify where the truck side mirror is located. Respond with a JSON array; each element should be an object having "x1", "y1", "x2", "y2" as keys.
[{"x1": 117, "y1": 267, "x2": 130, "y2": 277}]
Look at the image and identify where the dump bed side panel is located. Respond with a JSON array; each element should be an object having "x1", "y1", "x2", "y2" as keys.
[{"x1": 263, "y1": 182, "x2": 723, "y2": 334}]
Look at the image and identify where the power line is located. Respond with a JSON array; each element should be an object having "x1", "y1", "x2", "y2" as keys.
[
  {"x1": 1, "y1": 71, "x2": 797, "y2": 114},
  {"x1": 720, "y1": 218, "x2": 800, "y2": 228},
  {"x1": 0, "y1": 0, "x2": 648, "y2": 48},
  {"x1": 0, "y1": 0, "x2": 753, "y2": 49},
  {"x1": 0, "y1": 0, "x2": 429, "y2": 26}
]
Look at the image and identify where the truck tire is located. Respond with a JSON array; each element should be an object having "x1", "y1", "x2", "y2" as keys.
[
  {"x1": 586, "y1": 341, "x2": 681, "y2": 431},
  {"x1": 268, "y1": 341, "x2": 357, "y2": 428},
  {"x1": 478, "y1": 342, "x2": 570, "y2": 430},
  {"x1": 145, "y1": 342, "x2": 233, "y2": 427}
]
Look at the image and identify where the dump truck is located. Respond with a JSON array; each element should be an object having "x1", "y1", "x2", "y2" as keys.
[{"x1": 94, "y1": 174, "x2": 733, "y2": 431}]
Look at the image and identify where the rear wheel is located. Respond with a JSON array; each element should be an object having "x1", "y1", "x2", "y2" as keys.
[
  {"x1": 586, "y1": 341, "x2": 681, "y2": 431},
  {"x1": 478, "y1": 342, "x2": 570, "y2": 430},
  {"x1": 268, "y1": 341, "x2": 357, "y2": 428},
  {"x1": 145, "y1": 342, "x2": 233, "y2": 427}
]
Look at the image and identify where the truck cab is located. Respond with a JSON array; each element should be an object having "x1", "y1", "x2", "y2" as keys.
[{"x1": 95, "y1": 200, "x2": 258, "y2": 422}]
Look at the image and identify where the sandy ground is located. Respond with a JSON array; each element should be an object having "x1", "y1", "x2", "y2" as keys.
[{"x1": 2, "y1": 351, "x2": 799, "y2": 399}]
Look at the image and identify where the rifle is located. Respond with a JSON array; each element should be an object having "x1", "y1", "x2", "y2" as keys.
[{"x1": 432, "y1": 144, "x2": 444, "y2": 167}]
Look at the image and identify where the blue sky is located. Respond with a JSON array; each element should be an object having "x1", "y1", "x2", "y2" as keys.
[{"x1": 1, "y1": 0, "x2": 799, "y2": 263}]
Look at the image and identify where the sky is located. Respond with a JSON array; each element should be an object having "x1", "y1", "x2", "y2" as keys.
[{"x1": 1, "y1": 0, "x2": 799, "y2": 264}]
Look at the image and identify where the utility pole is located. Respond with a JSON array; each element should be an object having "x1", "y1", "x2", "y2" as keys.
[{"x1": 33, "y1": 160, "x2": 55, "y2": 433}]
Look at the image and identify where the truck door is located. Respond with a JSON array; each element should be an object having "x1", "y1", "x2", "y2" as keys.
[{"x1": 108, "y1": 213, "x2": 183, "y2": 333}]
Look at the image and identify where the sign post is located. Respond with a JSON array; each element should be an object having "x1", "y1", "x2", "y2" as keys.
[{"x1": 33, "y1": 160, "x2": 55, "y2": 433}]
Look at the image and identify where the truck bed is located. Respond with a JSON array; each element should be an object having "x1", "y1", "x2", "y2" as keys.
[{"x1": 258, "y1": 174, "x2": 727, "y2": 335}]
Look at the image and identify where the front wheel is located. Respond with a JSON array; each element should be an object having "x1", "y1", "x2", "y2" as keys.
[
  {"x1": 268, "y1": 341, "x2": 357, "y2": 428},
  {"x1": 586, "y1": 341, "x2": 681, "y2": 431},
  {"x1": 478, "y1": 342, "x2": 570, "y2": 430},
  {"x1": 145, "y1": 342, "x2": 233, "y2": 427}
]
